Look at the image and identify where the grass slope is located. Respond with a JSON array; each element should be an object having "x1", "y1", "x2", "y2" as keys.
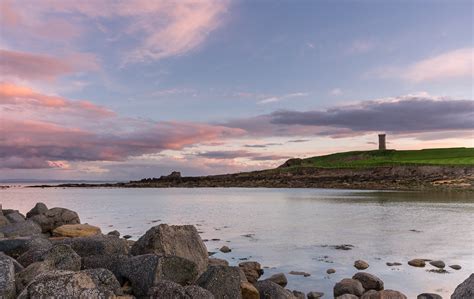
[{"x1": 288, "y1": 147, "x2": 474, "y2": 169}]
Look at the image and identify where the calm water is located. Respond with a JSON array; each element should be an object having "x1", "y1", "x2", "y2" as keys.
[{"x1": 1, "y1": 187, "x2": 473, "y2": 297}]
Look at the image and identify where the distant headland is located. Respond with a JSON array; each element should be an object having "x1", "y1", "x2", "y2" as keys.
[{"x1": 31, "y1": 147, "x2": 474, "y2": 191}]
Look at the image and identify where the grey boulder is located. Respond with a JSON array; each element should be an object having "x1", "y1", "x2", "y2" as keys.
[
  {"x1": 5, "y1": 211, "x2": 25, "y2": 223},
  {"x1": 30, "y1": 207, "x2": 80, "y2": 233},
  {"x1": 255, "y1": 280, "x2": 296, "y2": 299},
  {"x1": 334, "y1": 278, "x2": 365, "y2": 297},
  {"x1": 0, "y1": 220, "x2": 42, "y2": 237},
  {"x1": 148, "y1": 280, "x2": 214, "y2": 299},
  {"x1": 26, "y1": 203, "x2": 48, "y2": 218},
  {"x1": 266, "y1": 272, "x2": 288, "y2": 287},
  {"x1": 239, "y1": 261, "x2": 263, "y2": 283},
  {"x1": 361, "y1": 289, "x2": 407, "y2": 299},
  {"x1": 0, "y1": 236, "x2": 51, "y2": 258},
  {"x1": 0, "y1": 254, "x2": 16, "y2": 299},
  {"x1": 131, "y1": 224, "x2": 208, "y2": 275},
  {"x1": 451, "y1": 274, "x2": 474, "y2": 299},
  {"x1": 353, "y1": 272, "x2": 384, "y2": 291},
  {"x1": 196, "y1": 265, "x2": 242, "y2": 299},
  {"x1": 54, "y1": 234, "x2": 129, "y2": 257}
]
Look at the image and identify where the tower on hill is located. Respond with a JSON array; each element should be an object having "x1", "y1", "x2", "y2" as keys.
[{"x1": 378, "y1": 134, "x2": 386, "y2": 150}]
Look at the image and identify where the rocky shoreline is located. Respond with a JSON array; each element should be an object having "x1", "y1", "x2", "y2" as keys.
[
  {"x1": 30, "y1": 165, "x2": 474, "y2": 191},
  {"x1": 1, "y1": 203, "x2": 473, "y2": 298}
]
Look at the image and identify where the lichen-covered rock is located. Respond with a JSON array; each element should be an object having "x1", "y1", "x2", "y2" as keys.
[
  {"x1": 451, "y1": 274, "x2": 474, "y2": 299},
  {"x1": 15, "y1": 260, "x2": 54, "y2": 291},
  {"x1": 353, "y1": 272, "x2": 384, "y2": 291},
  {"x1": 148, "y1": 280, "x2": 214, "y2": 299},
  {"x1": 17, "y1": 269, "x2": 122, "y2": 298},
  {"x1": 360, "y1": 289, "x2": 407, "y2": 299},
  {"x1": 0, "y1": 236, "x2": 51, "y2": 259},
  {"x1": 266, "y1": 272, "x2": 288, "y2": 287},
  {"x1": 30, "y1": 207, "x2": 80, "y2": 233},
  {"x1": 241, "y1": 281, "x2": 259, "y2": 299},
  {"x1": 43, "y1": 244, "x2": 81, "y2": 270},
  {"x1": 26, "y1": 202, "x2": 48, "y2": 218},
  {"x1": 54, "y1": 234, "x2": 129, "y2": 257},
  {"x1": 53, "y1": 224, "x2": 102, "y2": 238},
  {"x1": 16, "y1": 238, "x2": 53, "y2": 267},
  {"x1": 197, "y1": 266, "x2": 242, "y2": 299},
  {"x1": 334, "y1": 278, "x2": 365, "y2": 297},
  {"x1": 0, "y1": 220, "x2": 42, "y2": 237},
  {"x1": 255, "y1": 280, "x2": 295, "y2": 299},
  {"x1": 131, "y1": 224, "x2": 208, "y2": 275},
  {"x1": 239, "y1": 261, "x2": 263, "y2": 283},
  {"x1": 5, "y1": 211, "x2": 25, "y2": 223},
  {"x1": 0, "y1": 254, "x2": 16, "y2": 299}
]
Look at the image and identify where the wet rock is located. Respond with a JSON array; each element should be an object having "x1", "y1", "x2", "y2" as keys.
[
  {"x1": 239, "y1": 261, "x2": 263, "y2": 283},
  {"x1": 289, "y1": 270, "x2": 310, "y2": 277},
  {"x1": 30, "y1": 207, "x2": 80, "y2": 233},
  {"x1": 408, "y1": 259, "x2": 426, "y2": 267},
  {"x1": 450, "y1": 264, "x2": 462, "y2": 270},
  {"x1": 241, "y1": 281, "x2": 259, "y2": 299},
  {"x1": 429, "y1": 260, "x2": 445, "y2": 269},
  {"x1": 386, "y1": 262, "x2": 402, "y2": 266},
  {"x1": 255, "y1": 280, "x2": 295, "y2": 298},
  {"x1": 0, "y1": 254, "x2": 16, "y2": 299},
  {"x1": 209, "y1": 257, "x2": 229, "y2": 267},
  {"x1": 0, "y1": 220, "x2": 42, "y2": 237},
  {"x1": 266, "y1": 272, "x2": 288, "y2": 287},
  {"x1": 354, "y1": 260, "x2": 369, "y2": 270},
  {"x1": 307, "y1": 291, "x2": 324, "y2": 298},
  {"x1": 220, "y1": 245, "x2": 231, "y2": 253},
  {"x1": 55, "y1": 234, "x2": 129, "y2": 257},
  {"x1": 0, "y1": 236, "x2": 51, "y2": 259},
  {"x1": 451, "y1": 273, "x2": 474, "y2": 299},
  {"x1": 360, "y1": 289, "x2": 407, "y2": 299},
  {"x1": 130, "y1": 224, "x2": 208, "y2": 275},
  {"x1": 417, "y1": 293, "x2": 442, "y2": 299},
  {"x1": 353, "y1": 272, "x2": 384, "y2": 291},
  {"x1": 327, "y1": 268, "x2": 336, "y2": 274},
  {"x1": 334, "y1": 278, "x2": 365, "y2": 297},
  {"x1": 107, "y1": 230, "x2": 120, "y2": 237},
  {"x1": 197, "y1": 265, "x2": 242, "y2": 298},
  {"x1": 17, "y1": 268, "x2": 122, "y2": 298},
  {"x1": 26, "y1": 202, "x2": 48, "y2": 218},
  {"x1": 53, "y1": 224, "x2": 102, "y2": 238},
  {"x1": 5, "y1": 211, "x2": 25, "y2": 223}
]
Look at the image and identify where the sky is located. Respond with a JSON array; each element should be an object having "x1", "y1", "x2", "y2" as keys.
[{"x1": 0, "y1": 0, "x2": 473, "y2": 181}]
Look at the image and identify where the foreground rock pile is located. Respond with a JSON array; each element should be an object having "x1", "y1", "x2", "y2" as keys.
[{"x1": 0, "y1": 203, "x2": 472, "y2": 298}]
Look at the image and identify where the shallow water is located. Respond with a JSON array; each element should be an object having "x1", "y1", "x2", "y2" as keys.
[{"x1": 1, "y1": 187, "x2": 473, "y2": 297}]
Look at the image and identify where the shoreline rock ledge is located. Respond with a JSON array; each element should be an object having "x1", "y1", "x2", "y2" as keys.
[{"x1": 0, "y1": 202, "x2": 472, "y2": 298}]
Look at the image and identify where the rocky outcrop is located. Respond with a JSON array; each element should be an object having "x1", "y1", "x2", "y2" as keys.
[
  {"x1": 29, "y1": 207, "x2": 80, "y2": 233},
  {"x1": 131, "y1": 224, "x2": 208, "y2": 275}
]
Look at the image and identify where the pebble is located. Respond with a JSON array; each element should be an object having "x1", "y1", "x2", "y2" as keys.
[
  {"x1": 220, "y1": 245, "x2": 231, "y2": 253},
  {"x1": 450, "y1": 264, "x2": 462, "y2": 270},
  {"x1": 429, "y1": 260, "x2": 445, "y2": 269}
]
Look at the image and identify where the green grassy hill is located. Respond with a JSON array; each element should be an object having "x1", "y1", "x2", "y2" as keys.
[{"x1": 281, "y1": 147, "x2": 474, "y2": 169}]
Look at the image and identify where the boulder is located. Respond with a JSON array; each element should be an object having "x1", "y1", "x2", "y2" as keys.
[
  {"x1": 130, "y1": 224, "x2": 208, "y2": 275},
  {"x1": 0, "y1": 236, "x2": 51, "y2": 259},
  {"x1": 17, "y1": 269, "x2": 122, "y2": 298},
  {"x1": 197, "y1": 265, "x2": 242, "y2": 298},
  {"x1": 84, "y1": 254, "x2": 199, "y2": 297},
  {"x1": 43, "y1": 244, "x2": 81, "y2": 270},
  {"x1": 334, "y1": 278, "x2": 365, "y2": 297},
  {"x1": 417, "y1": 294, "x2": 442, "y2": 299},
  {"x1": 327, "y1": 268, "x2": 336, "y2": 274},
  {"x1": 354, "y1": 260, "x2": 369, "y2": 270},
  {"x1": 255, "y1": 280, "x2": 295, "y2": 299},
  {"x1": 209, "y1": 258, "x2": 229, "y2": 266},
  {"x1": 336, "y1": 295, "x2": 359, "y2": 299},
  {"x1": 107, "y1": 230, "x2": 120, "y2": 237},
  {"x1": 353, "y1": 272, "x2": 384, "y2": 291},
  {"x1": 307, "y1": 291, "x2": 324, "y2": 299},
  {"x1": 26, "y1": 202, "x2": 48, "y2": 218},
  {"x1": 292, "y1": 290, "x2": 305, "y2": 299},
  {"x1": 0, "y1": 254, "x2": 16, "y2": 299},
  {"x1": 0, "y1": 220, "x2": 42, "y2": 237},
  {"x1": 266, "y1": 272, "x2": 288, "y2": 287},
  {"x1": 450, "y1": 264, "x2": 462, "y2": 270},
  {"x1": 54, "y1": 234, "x2": 129, "y2": 257},
  {"x1": 15, "y1": 260, "x2": 55, "y2": 291},
  {"x1": 429, "y1": 260, "x2": 445, "y2": 269},
  {"x1": 53, "y1": 224, "x2": 102, "y2": 238},
  {"x1": 0, "y1": 215, "x2": 9, "y2": 227},
  {"x1": 0, "y1": 252, "x2": 24, "y2": 273},
  {"x1": 30, "y1": 207, "x2": 80, "y2": 233},
  {"x1": 451, "y1": 274, "x2": 474, "y2": 299},
  {"x1": 408, "y1": 259, "x2": 426, "y2": 267},
  {"x1": 16, "y1": 239, "x2": 53, "y2": 267},
  {"x1": 5, "y1": 211, "x2": 25, "y2": 223},
  {"x1": 361, "y1": 289, "x2": 407, "y2": 299},
  {"x1": 239, "y1": 261, "x2": 263, "y2": 283},
  {"x1": 289, "y1": 270, "x2": 310, "y2": 277},
  {"x1": 220, "y1": 245, "x2": 231, "y2": 253},
  {"x1": 148, "y1": 280, "x2": 214, "y2": 299},
  {"x1": 241, "y1": 281, "x2": 259, "y2": 299}
]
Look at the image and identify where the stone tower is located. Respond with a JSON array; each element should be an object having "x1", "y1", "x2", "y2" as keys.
[{"x1": 378, "y1": 134, "x2": 386, "y2": 150}]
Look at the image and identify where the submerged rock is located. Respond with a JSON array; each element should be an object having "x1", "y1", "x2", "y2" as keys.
[
  {"x1": 289, "y1": 270, "x2": 310, "y2": 277},
  {"x1": 130, "y1": 224, "x2": 208, "y2": 275},
  {"x1": 408, "y1": 259, "x2": 426, "y2": 267},
  {"x1": 451, "y1": 274, "x2": 474, "y2": 299},
  {"x1": 334, "y1": 278, "x2": 365, "y2": 297},
  {"x1": 450, "y1": 264, "x2": 462, "y2": 270}
]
